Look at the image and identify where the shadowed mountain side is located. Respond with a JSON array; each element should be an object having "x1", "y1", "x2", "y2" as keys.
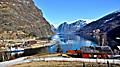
[{"x1": 76, "y1": 11, "x2": 120, "y2": 49}]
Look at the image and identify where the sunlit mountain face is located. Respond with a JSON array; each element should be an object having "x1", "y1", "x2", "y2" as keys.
[
  {"x1": 0, "y1": 0, "x2": 53, "y2": 39},
  {"x1": 57, "y1": 20, "x2": 87, "y2": 34}
]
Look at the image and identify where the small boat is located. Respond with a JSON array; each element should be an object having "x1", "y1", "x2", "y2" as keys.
[{"x1": 8, "y1": 47, "x2": 24, "y2": 52}]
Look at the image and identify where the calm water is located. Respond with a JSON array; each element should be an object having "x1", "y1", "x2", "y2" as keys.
[{"x1": 48, "y1": 34, "x2": 97, "y2": 53}]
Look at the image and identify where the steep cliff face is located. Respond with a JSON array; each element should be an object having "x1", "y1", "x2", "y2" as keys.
[
  {"x1": 0, "y1": 0, "x2": 53, "y2": 39},
  {"x1": 58, "y1": 20, "x2": 86, "y2": 33}
]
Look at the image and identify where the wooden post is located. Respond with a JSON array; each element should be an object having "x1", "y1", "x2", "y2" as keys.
[
  {"x1": 83, "y1": 62, "x2": 85, "y2": 67},
  {"x1": 2, "y1": 52, "x2": 5, "y2": 61},
  {"x1": 6, "y1": 51, "x2": 10, "y2": 60},
  {"x1": 107, "y1": 61, "x2": 109, "y2": 67}
]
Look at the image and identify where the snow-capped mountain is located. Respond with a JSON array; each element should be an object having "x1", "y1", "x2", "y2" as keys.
[{"x1": 57, "y1": 20, "x2": 87, "y2": 34}]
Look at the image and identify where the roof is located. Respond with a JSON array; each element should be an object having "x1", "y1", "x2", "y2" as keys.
[{"x1": 80, "y1": 46, "x2": 113, "y2": 54}]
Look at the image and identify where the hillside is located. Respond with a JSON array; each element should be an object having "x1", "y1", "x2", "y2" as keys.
[
  {"x1": 0, "y1": 0, "x2": 53, "y2": 39},
  {"x1": 77, "y1": 10, "x2": 120, "y2": 49}
]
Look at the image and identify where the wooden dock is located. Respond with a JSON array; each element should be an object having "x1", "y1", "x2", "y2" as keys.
[{"x1": 0, "y1": 41, "x2": 55, "y2": 62}]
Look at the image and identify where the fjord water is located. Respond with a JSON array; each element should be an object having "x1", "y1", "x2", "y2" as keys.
[{"x1": 48, "y1": 34, "x2": 97, "y2": 53}]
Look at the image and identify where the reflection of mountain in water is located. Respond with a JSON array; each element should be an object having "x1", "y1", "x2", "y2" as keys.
[{"x1": 49, "y1": 34, "x2": 97, "y2": 53}]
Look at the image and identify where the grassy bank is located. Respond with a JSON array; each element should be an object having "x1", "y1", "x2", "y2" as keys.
[{"x1": 10, "y1": 61, "x2": 120, "y2": 67}]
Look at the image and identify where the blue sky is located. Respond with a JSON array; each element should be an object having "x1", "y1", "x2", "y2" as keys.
[{"x1": 34, "y1": 0, "x2": 120, "y2": 27}]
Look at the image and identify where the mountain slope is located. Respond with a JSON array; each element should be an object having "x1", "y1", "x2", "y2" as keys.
[
  {"x1": 77, "y1": 10, "x2": 120, "y2": 49},
  {"x1": 0, "y1": 0, "x2": 53, "y2": 39},
  {"x1": 58, "y1": 20, "x2": 86, "y2": 33}
]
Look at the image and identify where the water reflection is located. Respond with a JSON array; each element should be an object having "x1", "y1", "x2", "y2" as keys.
[{"x1": 48, "y1": 34, "x2": 97, "y2": 53}]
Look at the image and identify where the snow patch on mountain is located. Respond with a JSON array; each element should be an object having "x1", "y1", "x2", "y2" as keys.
[{"x1": 52, "y1": 19, "x2": 95, "y2": 28}]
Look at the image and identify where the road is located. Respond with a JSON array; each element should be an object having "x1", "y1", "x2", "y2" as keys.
[{"x1": 0, "y1": 56, "x2": 120, "y2": 67}]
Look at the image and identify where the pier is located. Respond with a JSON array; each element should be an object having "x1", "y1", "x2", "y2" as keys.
[{"x1": 0, "y1": 40, "x2": 55, "y2": 62}]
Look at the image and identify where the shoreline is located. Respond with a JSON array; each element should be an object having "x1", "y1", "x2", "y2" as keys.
[
  {"x1": 0, "y1": 53, "x2": 120, "y2": 67},
  {"x1": 0, "y1": 40, "x2": 55, "y2": 62}
]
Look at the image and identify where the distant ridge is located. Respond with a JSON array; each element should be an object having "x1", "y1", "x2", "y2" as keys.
[{"x1": 57, "y1": 20, "x2": 87, "y2": 33}]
